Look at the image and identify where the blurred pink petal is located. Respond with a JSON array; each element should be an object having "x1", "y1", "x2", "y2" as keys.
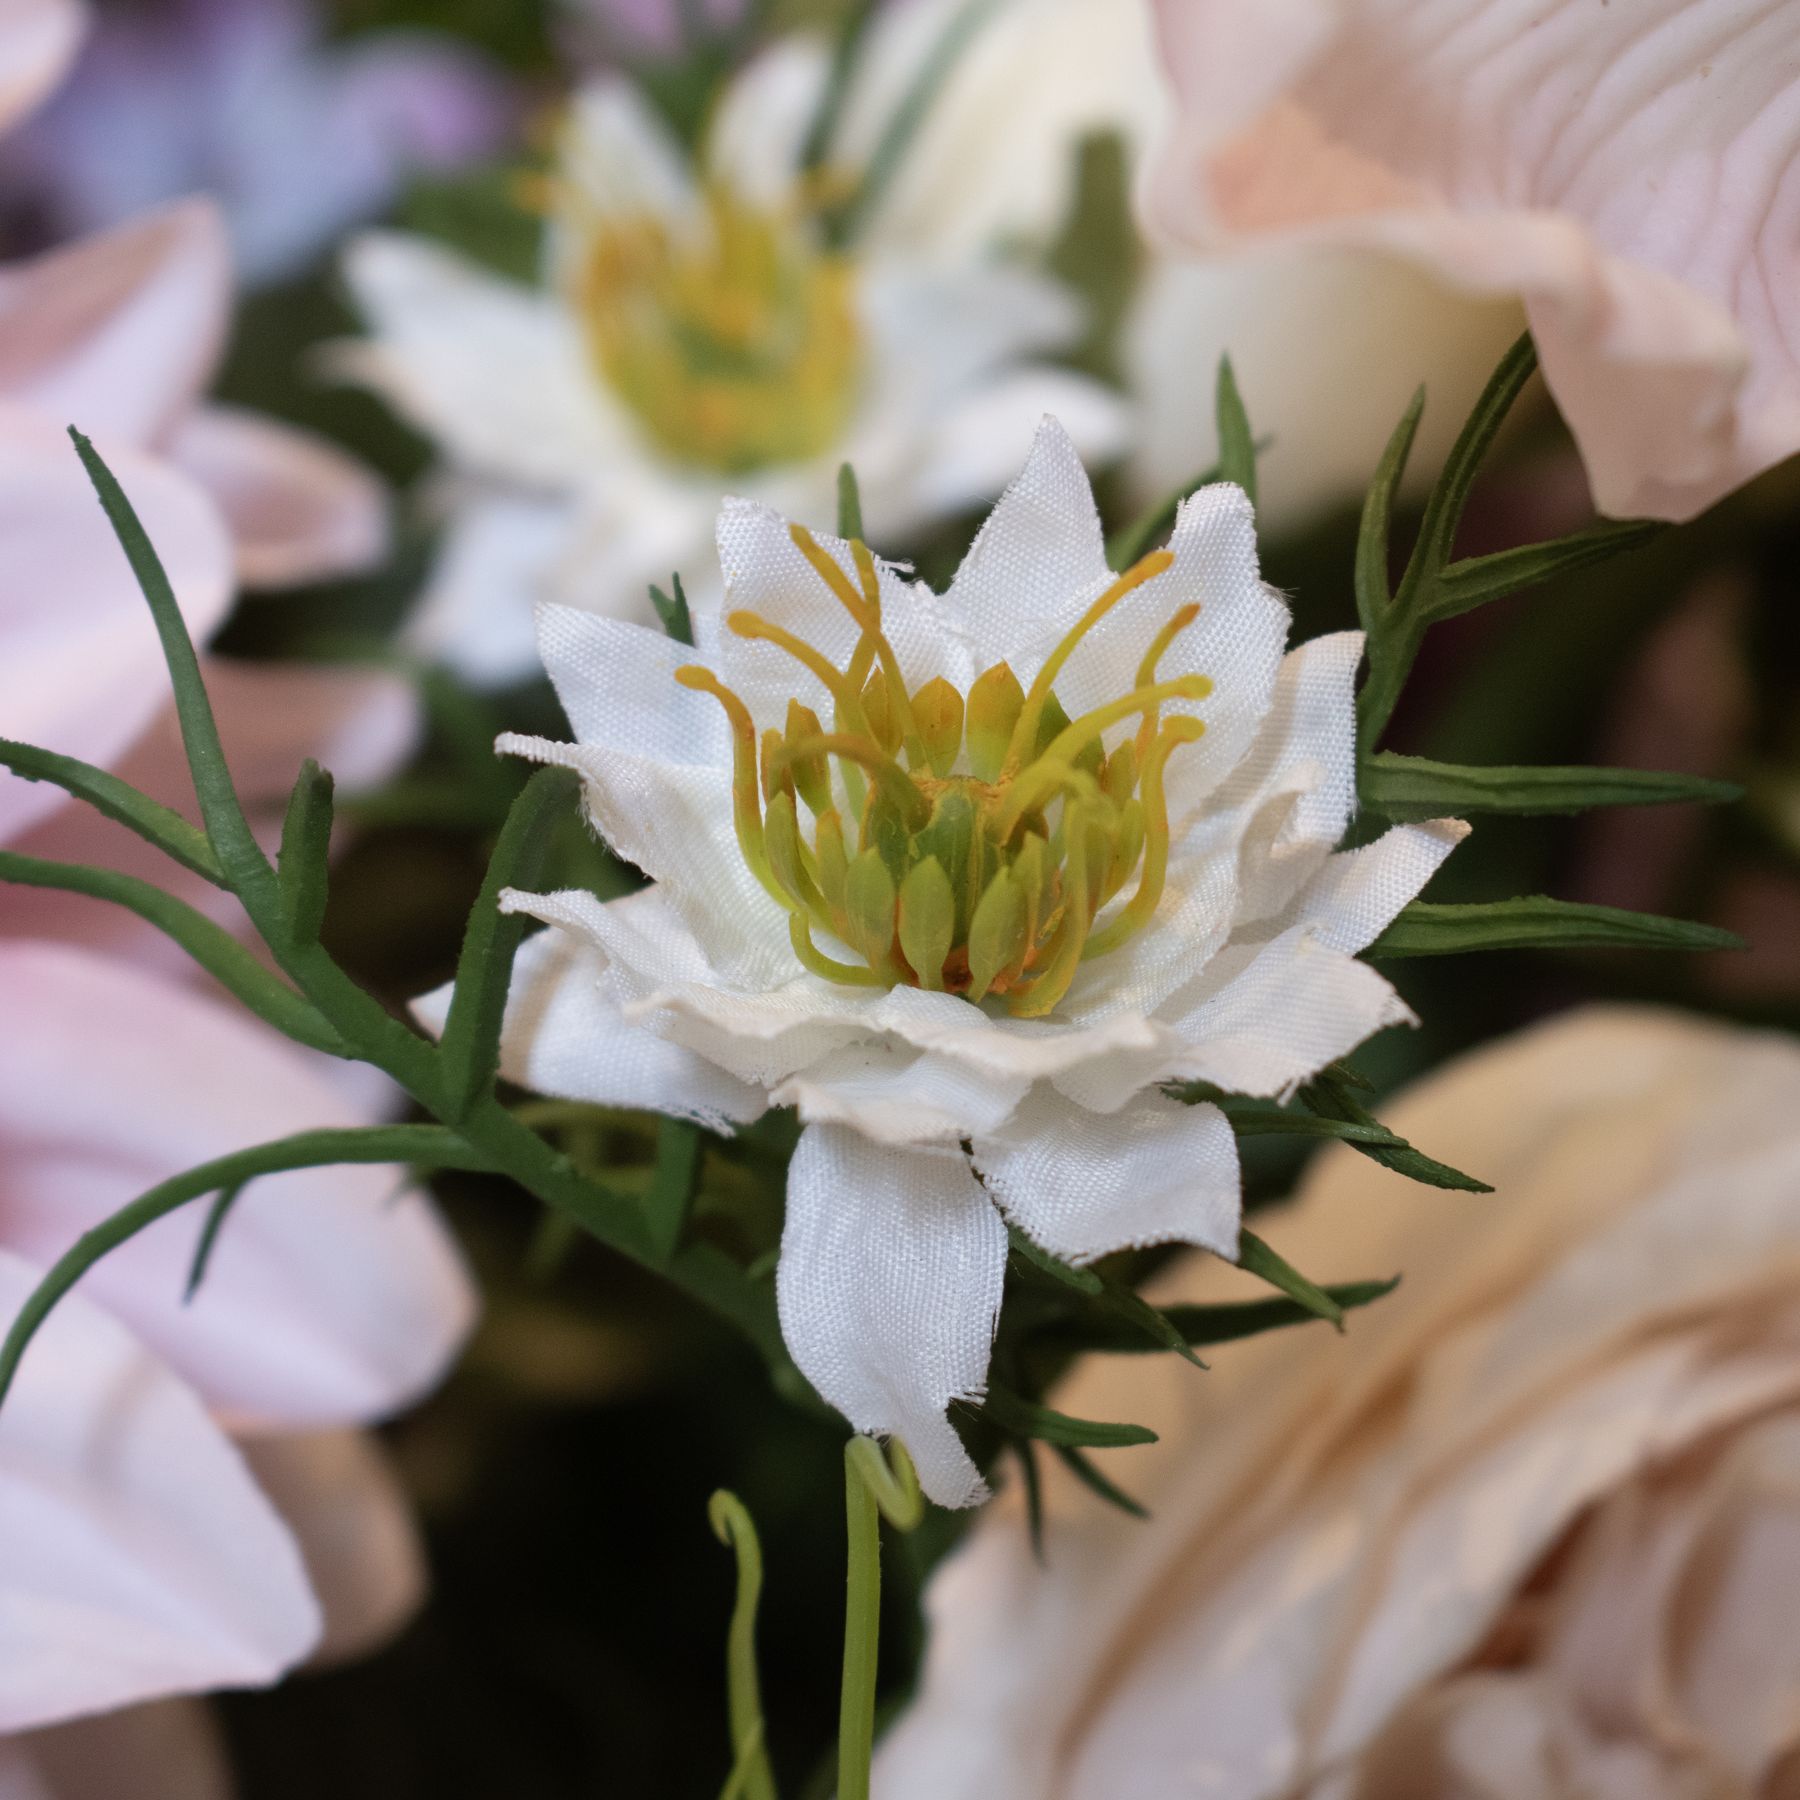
[
  {"x1": 0, "y1": 410, "x2": 231, "y2": 843},
  {"x1": 0, "y1": 198, "x2": 227, "y2": 447},
  {"x1": 0, "y1": 1245, "x2": 319, "y2": 1731},
  {"x1": 241, "y1": 1430, "x2": 427, "y2": 1667},
  {"x1": 165, "y1": 404, "x2": 388, "y2": 588},
  {"x1": 0, "y1": 941, "x2": 477, "y2": 1430},
  {"x1": 0, "y1": 657, "x2": 422, "y2": 967},
  {"x1": 3, "y1": 1701, "x2": 233, "y2": 1800},
  {"x1": 0, "y1": 0, "x2": 83, "y2": 137},
  {"x1": 1146, "y1": 0, "x2": 1800, "y2": 520}
]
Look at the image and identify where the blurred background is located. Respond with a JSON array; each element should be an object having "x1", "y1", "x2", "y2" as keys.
[{"x1": 6, "y1": 1, "x2": 1798, "y2": 1794}]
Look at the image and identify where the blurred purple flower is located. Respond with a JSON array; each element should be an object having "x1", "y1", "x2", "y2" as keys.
[
  {"x1": 559, "y1": 0, "x2": 750, "y2": 62},
  {"x1": 0, "y1": 0, "x2": 517, "y2": 285}
]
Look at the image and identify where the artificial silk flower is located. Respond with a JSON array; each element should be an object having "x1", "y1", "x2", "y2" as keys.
[
  {"x1": 340, "y1": 40, "x2": 1127, "y2": 685},
  {"x1": 1146, "y1": 0, "x2": 1800, "y2": 523},
  {"x1": 0, "y1": 0, "x2": 82, "y2": 138},
  {"x1": 456, "y1": 419, "x2": 1465, "y2": 1509},
  {"x1": 0, "y1": 1699, "x2": 233, "y2": 1800},
  {"x1": 876, "y1": 1007, "x2": 1800, "y2": 1800},
  {"x1": 839, "y1": 0, "x2": 1525, "y2": 533}
]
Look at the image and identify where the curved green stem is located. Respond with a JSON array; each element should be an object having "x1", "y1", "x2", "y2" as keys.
[
  {"x1": 709, "y1": 1491, "x2": 778, "y2": 1800},
  {"x1": 838, "y1": 1437, "x2": 923, "y2": 1800}
]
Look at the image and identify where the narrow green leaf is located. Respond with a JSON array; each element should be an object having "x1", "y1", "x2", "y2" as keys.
[
  {"x1": 1362, "y1": 750, "x2": 1740, "y2": 820},
  {"x1": 1354, "y1": 386, "x2": 1424, "y2": 634},
  {"x1": 1015, "y1": 1439, "x2": 1047, "y2": 1564},
  {"x1": 1368, "y1": 897, "x2": 1745, "y2": 958},
  {"x1": 645, "y1": 1116, "x2": 703, "y2": 1266},
  {"x1": 1426, "y1": 518, "x2": 1663, "y2": 623},
  {"x1": 1237, "y1": 1229, "x2": 1345, "y2": 1329},
  {"x1": 0, "y1": 850, "x2": 346, "y2": 1055},
  {"x1": 649, "y1": 574, "x2": 695, "y2": 648},
  {"x1": 837, "y1": 461, "x2": 864, "y2": 542},
  {"x1": 277, "y1": 759, "x2": 335, "y2": 945},
  {"x1": 1051, "y1": 1443, "x2": 1148, "y2": 1519},
  {"x1": 184, "y1": 1180, "x2": 250, "y2": 1302},
  {"x1": 68, "y1": 430, "x2": 274, "y2": 904},
  {"x1": 0, "y1": 738, "x2": 223, "y2": 882},
  {"x1": 1299, "y1": 1070, "x2": 1493, "y2": 1193},
  {"x1": 1046, "y1": 1279, "x2": 1400, "y2": 1355},
  {"x1": 1006, "y1": 1225, "x2": 1103, "y2": 1295},
  {"x1": 0, "y1": 1124, "x2": 498, "y2": 1411},
  {"x1": 1094, "y1": 1274, "x2": 1207, "y2": 1369},
  {"x1": 1213, "y1": 355, "x2": 1256, "y2": 507},
  {"x1": 1398, "y1": 333, "x2": 1538, "y2": 598},
  {"x1": 437, "y1": 766, "x2": 579, "y2": 1120},
  {"x1": 1106, "y1": 459, "x2": 1223, "y2": 570},
  {"x1": 1216, "y1": 1103, "x2": 1412, "y2": 1150},
  {"x1": 798, "y1": 0, "x2": 877, "y2": 173},
  {"x1": 983, "y1": 1383, "x2": 1157, "y2": 1449}
]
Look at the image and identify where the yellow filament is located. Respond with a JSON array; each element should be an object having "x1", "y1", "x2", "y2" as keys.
[
  {"x1": 726, "y1": 610, "x2": 872, "y2": 736},
  {"x1": 1008, "y1": 802, "x2": 1097, "y2": 1018},
  {"x1": 1003, "y1": 549, "x2": 1174, "y2": 776},
  {"x1": 772, "y1": 732, "x2": 931, "y2": 831},
  {"x1": 994, "y1": 674, "x2": 1210, "y2": 840},
  {"x1": 789, "y1": 914, "x2": 889, "y2": 986},
  {"x1": 789, "y1": 525, "x2": 923, "y2": 762},
  {"x1": 1084, "y1": 717, "x2": 1206, "y2": 958},
  {"x1": 675, "y1": 666, "x2": 790, "y2": 910},
  {"x1": 1134, "y1": 602, "x2": 1200, "y2": 760}
]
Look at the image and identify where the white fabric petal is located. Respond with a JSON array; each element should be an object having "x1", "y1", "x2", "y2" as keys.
[
  {"x1": 940, "y1": 415, "x2": 1113, "y2": 671},
  {"x1": 1273, "y1": 819, "x2": 1469, "y2": 954},
  {"x1": 559, "y1": 75, "x2": 696, "y2": 231},
  {"x1": 164, "y1": 403, "x2": 387, "y2": 589},
  {"x1": 0, "y1": 1246, "x2": 318, "y2": 1731},
  {"x1": 0, "y1": 410, "x2": 233, "y2": 844},
  {"x1": 532, "y1": 601, "x2": 728, "y2": 769},
  {"x1": 0, "y1": 199, "x2": 227, "y2": 447},
  {"x1": 706, "y1": 40, "x2": 829, "y2": 210},
  {"x1": 774, "y1": 1041, "x2": 1030, "y2": 1146},
  {"x1": 338, "y1": 232, "x2": 618, "y2": 488},
  {"x1": 239, "y1": 1430, "x2": 426, "y2": 1667},
  {"x1": 0, "y1": 942, "x2": 476, "y2": 1429},
  {"x1": 414, "y1": 923, "x2": 766, "y2": 1130},
  {"x1": 777, "y1": 1126, "x2": 1004, "y2": 1509},
  {"x1": 975, "y1": 1088, "x2": 1241, "y2": 1264},
  {"x1": 912, "y1": 365, "x2": 1132, "y2": 521}
]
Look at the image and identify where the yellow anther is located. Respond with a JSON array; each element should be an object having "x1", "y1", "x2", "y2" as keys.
[{"x1": 1003, "y1": 549, "x2": 1174, "y2": 776}]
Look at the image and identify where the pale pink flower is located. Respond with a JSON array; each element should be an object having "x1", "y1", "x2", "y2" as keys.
[
  {"x1": 0, "y1": 0, "x2": 82, "y2": 139},
  {"x1": 877, "y1": 1007, "x2": 1800, "y2": 1799},
  {"x1": 1146, "y1": 0, "x2": 1800, "y2": 522}
]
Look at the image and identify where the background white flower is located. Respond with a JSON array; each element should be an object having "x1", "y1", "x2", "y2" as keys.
[
  {"x1": 340, "y1": 39, "x2": 1127, "y2": 685},
  {"x1": 434, "y1": 418, "x2": 1464, "y2": 1508}
]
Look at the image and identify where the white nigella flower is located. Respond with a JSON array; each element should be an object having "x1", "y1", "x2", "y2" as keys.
[
  {"x1": 339, "y1": 41, "x2": 1127, "y2": 685},
  {"x1": 473, "y1": 420, "x2": 1466, "y2": 1509}
]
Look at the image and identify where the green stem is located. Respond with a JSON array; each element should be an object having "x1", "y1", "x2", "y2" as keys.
[{"x1": 709, "y1": 1491, "x2": 779, "y2": 1800}]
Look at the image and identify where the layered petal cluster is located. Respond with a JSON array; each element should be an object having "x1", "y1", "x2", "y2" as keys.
[
  {"x1": 875, "y1": 1007, "x2": 1800, "y2": 1799},
  {"x1": 476, "y1": 420, "x2": 1463, "y2": 1508},
  {"x1": 1146, "y1": 0, "x2": 1800, "y2": 522},
  {"x1": 340, "y1": 40, "x2": 1127, "y2": 685}
]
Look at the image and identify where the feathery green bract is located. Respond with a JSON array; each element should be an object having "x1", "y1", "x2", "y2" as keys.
[
  {"x1": 1363, "y1": 751, "x2": 1741, "y2": 820},
  {"x1": 1369, "y1": 897, "x2": 1745, "y2": 958},
  {"x1": 1299, "y1": 1069, "x2": 1493, "y2": 1193},
  {"x1": 1045, "y1": 1280, "x2": 1400, "y2": 1355}
]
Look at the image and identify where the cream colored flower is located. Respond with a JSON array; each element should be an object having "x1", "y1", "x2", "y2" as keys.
[
  {"x1": 444, "y1": 419, "x2": 1464, "y2": 1509},
  {"x1": 1146, "y1": 0, "x2": 1800, "y2": 522},
  {"x1": 876, "y1": 1005, "x2": 1800, "y2": 1798},
  {"x1": 840, "y1": 0, "x2": 1524, "y2": 531},
  {"x1": 341, "y1": 40, "x2": 1127, "y2": 684}
]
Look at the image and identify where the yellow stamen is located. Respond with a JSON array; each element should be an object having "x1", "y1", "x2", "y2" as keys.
[
  {"x1": 1085, "y1": 717, "x2": 1206, "y2": 958},
  {"x1": 772, "y1": 732, "x2": 931, "y2": 832},
  {"x1": 1134, "y1": 602, "x2": 1201, "y2": 760},
  {"x1": 676, "y1": 666, "x2": 791, "y2": 911},
  {"x1": 727, "y1": 609, "x2": 872, "y2": 737},
  {"x1": 1003, "y1": 549, "x2": 1174, "y2": 776}
]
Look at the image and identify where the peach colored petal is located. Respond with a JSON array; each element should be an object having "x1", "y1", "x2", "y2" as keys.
[
  {"x1": 240, "y1": 1430, "x2": 427, "y2": 1668},
  {"x1": 5, "y1": 1700, "x2": 234, "y2": 1800},
  {"x1": 165, "y1": 405, "x2": 388, "y2": 589},
  {"x1": 0, "y1": 1245, "x2": 318, "y2": 1732},
  {"x1": 0, "y1": 198, "x2": 228, "y2": 447},
  {"x1": 0, "y1": 409, "x2": 231, "y2": 844},
  {"x1": 0, "y1": 0, "x2": 83, "y2": 138},
  {"x1": 0, "y1": 941, "x2": 477, "y2": 1430},
  {"x1": 1147, "y1": 0, "x2": 1800, "y2": 520}
]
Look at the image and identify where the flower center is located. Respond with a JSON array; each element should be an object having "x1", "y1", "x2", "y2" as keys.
[
  {"x1": 574, "y1": 181, "x2": 862, "y2": 476},
  {"x1": 679, "y1": 533, "x2": 1211, "y2": 1019}
]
